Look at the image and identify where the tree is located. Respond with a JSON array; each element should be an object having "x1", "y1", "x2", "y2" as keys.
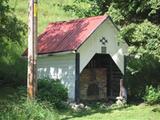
[
  {"x1": 0, "y1": 0, "x2": 26, "y2": 47},
  {"x1": 0, "y1": 0, "x2": 27, "y2": 85}
]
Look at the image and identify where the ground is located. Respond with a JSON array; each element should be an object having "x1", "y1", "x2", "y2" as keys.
[
  {"x1": 61, "y1": 104, "x2": 160, "y2": 120},
  {"x1": 0, "y1": 87, "x2": 160, "y2": 120}
]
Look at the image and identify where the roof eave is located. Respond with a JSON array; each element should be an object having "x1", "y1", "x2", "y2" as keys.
[
  {"x1": 38, "y1": 50, "x2": 76, "y2": 57},
  {"x1": 22, "y1": 50, "x2": 76, "y2": 59}
]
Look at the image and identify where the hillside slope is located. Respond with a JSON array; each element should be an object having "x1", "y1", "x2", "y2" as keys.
[{"x1": 9, "y1": 0, "x2": 77, "y2": 33}]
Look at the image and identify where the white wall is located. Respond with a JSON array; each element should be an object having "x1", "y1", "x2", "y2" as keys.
[
  {"x1": 37, "y1": 53, "x2": 76, "y2": 101},
  {"x1": 78, "y1": 18, "x2": 128, "y2": 74}
]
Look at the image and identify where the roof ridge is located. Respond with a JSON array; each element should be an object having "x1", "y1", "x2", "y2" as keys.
[{"x1": 48, "y1": 15, "x2": 108, "y2": 25}]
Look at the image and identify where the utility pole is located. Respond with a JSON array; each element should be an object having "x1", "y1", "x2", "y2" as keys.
[{"x1": 27, "y1": 0, "x2": 38, "y2": 100}]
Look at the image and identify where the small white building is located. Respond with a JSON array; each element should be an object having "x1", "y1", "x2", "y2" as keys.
[{"x1": 25, "y1": 15, "x2": 128, "y2": 102}]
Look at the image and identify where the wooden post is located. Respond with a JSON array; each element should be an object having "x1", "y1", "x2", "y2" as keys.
[
  {"x1": 75, "y1": 53, "x2": 80, "y2": 103},
  {"x1": 27, "y1": 0, "x2": 38, "y2": 100}
]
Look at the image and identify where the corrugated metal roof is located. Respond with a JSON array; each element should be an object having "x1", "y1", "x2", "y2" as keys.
[{"x1": 24, "y1": 15, "x2": 108, "y2": 55}]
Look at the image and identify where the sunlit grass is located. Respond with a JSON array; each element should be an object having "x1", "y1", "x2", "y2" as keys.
[
  {"x1": 9, "y1": 0, "x2": 77, "y2": 33},
  {"x1": 62, "y1": 104, "x2": 160, "y2": 120}
]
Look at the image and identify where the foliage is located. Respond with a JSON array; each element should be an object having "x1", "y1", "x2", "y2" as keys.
[
  {"x1": 0, "y1": 0, "x2": 27, "y2": 57},
  {"x1": 0, "y1": 58, "x2": 27, "y2": 86},
  {"x1": 120, "y1": 20, "x2": 160, "y2": 58},
  {"x1": 108, "y1": 0, "x2": 160, "y2": 25},
  {"x1": 143, "y1": 86, "x2": 160, "y2": 105},
  {"x1": 0, "y1": 0, "x2": 27, "y2": 86},
  {"x1": 126, "y1": 54, "x2": 160, "y2": 99},
  {"x1": 14, "y1": 79, "x2": 68, "y2": 109},
  {"x1": 63, "y1": 0, "x2": 112, "y2": 18},
  {"x1": 38, "y1": 78, "x2": 68, "y2": 109},
  {"x1": 0, "y1": 0, "x2": 26, "y2": 45},
  {"x1": 65, "y1": 0, "x2": 160, "y2": 24},
  {"x1": 0, "y1": 99, "x2": 59, "y2": 120}
]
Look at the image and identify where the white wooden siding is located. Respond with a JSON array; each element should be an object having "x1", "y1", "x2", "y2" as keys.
[
  {"x1": 37, "y1": 54, "x2": 76, "y2": 101},
  {"x1": 78, "y1": 19, "x2": 128, "y2": 74}
]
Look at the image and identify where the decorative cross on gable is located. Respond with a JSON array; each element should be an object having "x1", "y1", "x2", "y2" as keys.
[{"x1": 100, "y1": 37, "x2": 108, "y2": 45}]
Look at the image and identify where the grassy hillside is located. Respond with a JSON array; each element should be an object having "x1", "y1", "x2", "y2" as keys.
[{"x1": 9, "y1": 0, "x2": 77, "y2": 33}]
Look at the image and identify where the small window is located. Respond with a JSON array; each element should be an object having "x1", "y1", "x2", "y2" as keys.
[
  {"x1": 101, "y1": 46, "x2": 107, "y2": 53},
  {"x1": 117, "y1": 42, "x2": 120, "y2": 46}
]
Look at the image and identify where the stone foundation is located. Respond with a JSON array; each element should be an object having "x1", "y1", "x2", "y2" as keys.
[{"x1": 80, "y1": 68, "x2": 107, "y2": 101}]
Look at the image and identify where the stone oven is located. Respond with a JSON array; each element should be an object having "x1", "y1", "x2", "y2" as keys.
[
  {"x1": 80, "y1": 68, "x2": 107, "y2": 101},
  {"x1": 80, "y1": 57, "x2": 107, "y2": 101},
  {"x1": 79, "y1": 54, "x2": 122, "y2": 101}
]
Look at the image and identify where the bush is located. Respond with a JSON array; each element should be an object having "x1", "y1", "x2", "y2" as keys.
[
  {"x1": 11, "y1": 78, "x2": 68, "y2": 109},
  {"x1": 0, "y1": 100, "x2": 59, "y2": 120},
  {"x1": 13, "y1": 78, "x2": 68, "y2": 109},
  {"x1": 143, "y1": 86, "x2": 160, "y2": 105},
  {"x1": 125, "y1": 54, "x2": 160, "y2": 100},
  {"x1": 38, "y1": 78, "x2": 68, "y2": 109}
]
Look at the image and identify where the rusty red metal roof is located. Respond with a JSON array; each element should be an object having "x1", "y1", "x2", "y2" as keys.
[{"x1": 24, "y1": 15, "x2": 108, "y2": 55}]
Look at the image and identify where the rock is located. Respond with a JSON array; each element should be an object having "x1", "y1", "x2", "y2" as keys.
[
  {"x1": 100, "y1": 103, "x2": 107, "y2": 109},
  {"x1": 116, "y1": 96, "x2": 127, "y2": 106},
  {"x1": 85, "y1": 105, "x2": 91, "y2": 110},
  {"x1": 69, "y1": 103, "x2": 86, "y2": 111}
]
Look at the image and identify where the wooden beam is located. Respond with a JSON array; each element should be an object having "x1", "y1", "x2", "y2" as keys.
[
  {"x1": 108, "y1": 56, "x2": 113, "y2": 97},
  {"x1": 124, "y1": 55, "x2": 127, "y2": 79},
  {"x1": 27, "y1": 0, "x2": 38, "y2": 100},
  {"x1": 75, "y1": 53, "x2": 80, "y2": 103}
]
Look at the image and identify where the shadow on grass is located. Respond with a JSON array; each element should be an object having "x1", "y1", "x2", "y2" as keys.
[
  {"x1": 61, "y1": 104, "x2": 132, "y2": 120},
  {"x1": 60, "y1": 102, "x2": 160, "y2": 120},
  {"x1": 0, "y1": 87, "x2": 16, "y2": 100}
]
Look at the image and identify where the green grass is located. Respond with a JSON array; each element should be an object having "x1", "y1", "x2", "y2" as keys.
[
  {"x1": 9, "y1": 0, "x2": 77, "y2": 33},
  {"x1": 61, "y1": 104, "x2": 160, "y2": 120},
  {"x1": 0, "y1": 87, "x2": 16, "y2": 100},
  {"x1": 0, "y1": 87, "x2": 160, "y2": 120},
  {"x1": 0, "y1": 87, "x2": 60, "y2": 120}
]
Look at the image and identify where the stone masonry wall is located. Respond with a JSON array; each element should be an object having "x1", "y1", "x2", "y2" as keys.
[{"x1": 80, "y1": 68, "x2": 107, "y2": 101}]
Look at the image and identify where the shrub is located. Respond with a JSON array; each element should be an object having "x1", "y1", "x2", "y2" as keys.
[
  {"x1": 13, "y1": 78, "x2": 68, "y2": 109},
  {"x1": 0, "y1": 100, "x2": 59, "y2": 120},
  {"x1": 38, "y1": 78, "x2": 68, "y2": 109},
  {"x1": 143, "y1": 86, "x2": 160, "y2": 105},
  {"x1": 125, "y1": 54, "x2": 160, "y2": 100}
]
